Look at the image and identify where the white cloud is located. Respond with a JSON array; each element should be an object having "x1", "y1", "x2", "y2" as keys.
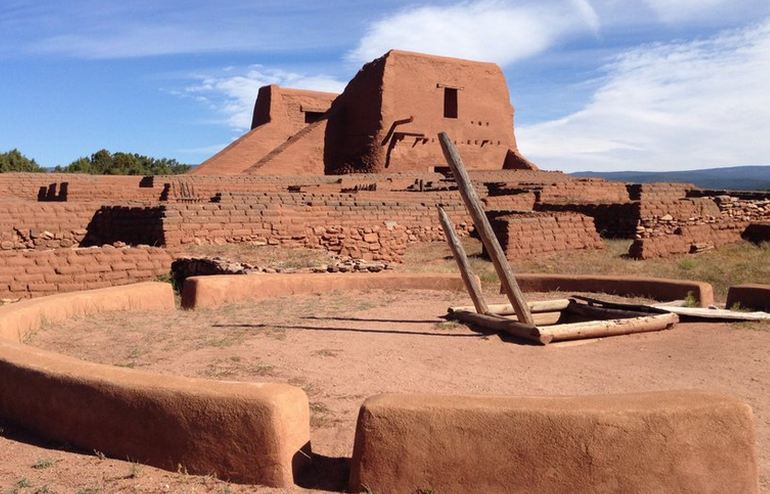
[
  {"x1": 182, "y1": 66, "x2": 346, "y2": 131},
  {"x1": 517, "y1": 20, "x2": 770, "y2": 171},
  {"x1": 347, "y1": 0, "x2": 600, "y2": 65}
]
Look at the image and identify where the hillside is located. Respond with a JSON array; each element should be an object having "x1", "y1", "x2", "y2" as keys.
[{"x1": 572, "y1": 165, "x2": 770, "y2": 190}]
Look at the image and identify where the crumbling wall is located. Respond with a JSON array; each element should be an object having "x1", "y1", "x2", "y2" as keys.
[
  {"x1": 0, "y1": 246, "x2": 172, "y2": 300},
  {"x1": 629, "y1": 193, "x2": 770, "y2": 258},
  {"x1": 538, "y1": 203, "x2": 640, "y2": 238},
  {"x1": 160, "y1": 193, "x2": 473, "y2": 262},
  {"x1": 0, "y1": 201, "x2": 99, "y2": 250},
  {"x1": 0, "y1": 174, "x2": 164, "y2": 202}
]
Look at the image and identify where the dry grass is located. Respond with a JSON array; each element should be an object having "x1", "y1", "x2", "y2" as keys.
[
  {"x1": 177, "y1": 237, "x2": 770, "y2": 302},
  {"x1": 398, "y1": 238, "x2": 770, "y2": 302}
]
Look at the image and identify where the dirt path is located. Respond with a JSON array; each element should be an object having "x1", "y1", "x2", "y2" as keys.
[{"x1": 5, "y1": 289, "x2": 768, "y2": 493}]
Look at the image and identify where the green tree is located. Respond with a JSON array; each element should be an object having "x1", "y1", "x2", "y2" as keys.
[
  {"x1": 54, "y1": 149, "x2": 191, "y2": 175},
  {"x1": 0, "y1": 149, "x2": 45, "y2": 172}
]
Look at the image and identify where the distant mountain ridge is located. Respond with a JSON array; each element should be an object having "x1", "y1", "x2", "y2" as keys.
[{"x1": 572, "y1": 165, "x2": 770, "y2": 191}]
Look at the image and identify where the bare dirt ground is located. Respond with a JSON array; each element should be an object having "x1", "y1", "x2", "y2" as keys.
[{"x1": 4, "y1": 287, "x2": 768, "y2": 493}]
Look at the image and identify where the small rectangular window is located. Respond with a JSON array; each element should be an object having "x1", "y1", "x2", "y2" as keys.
[{"x1": 443, "y1": 88, "x2": 458, "y2": 119}]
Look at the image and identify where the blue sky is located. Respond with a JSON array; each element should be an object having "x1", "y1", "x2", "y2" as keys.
[{"x1": 1, "y1": 0, "x2": 769, "y2": 171}]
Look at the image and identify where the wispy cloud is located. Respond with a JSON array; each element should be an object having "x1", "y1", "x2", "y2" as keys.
[
  {"x1": 517, "y1": 20, "x2": 770, "y2": 171},
  {"x1": 642, "y1": 0, "x2": 769, "y2": 23},
  {"x1": 6, "y1": 1, "x2": 361, "y2": 59},
  {"x1": 181, "y1": 66, "x2": 346, "y2": 130},
  {"x1": 347, "y1": 0, "x2": 600, "y2": 66}
]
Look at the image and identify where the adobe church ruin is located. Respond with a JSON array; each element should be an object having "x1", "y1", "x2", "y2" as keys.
[
  {"x1": 193, "y1": 50, "x2": 537, "y2": 176},
  {"x1": 0, "y1": 49, "x2": 764, "y2": 493},
  {"x1": 0, "y1": 49, "x2": 768, "y2": 301}
]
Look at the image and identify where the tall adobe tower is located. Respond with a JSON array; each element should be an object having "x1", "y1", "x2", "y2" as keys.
[{"x1": 323, "y1": 50, "x2": 536, "y2": 174}]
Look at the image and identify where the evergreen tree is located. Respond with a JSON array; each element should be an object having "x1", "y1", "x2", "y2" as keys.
[
  {"x1": 0, "y1": 149, "x2": 45, "y2": 172},
  {"x1": 54, "y1": 149, "x2": 191, "y2": 175}
]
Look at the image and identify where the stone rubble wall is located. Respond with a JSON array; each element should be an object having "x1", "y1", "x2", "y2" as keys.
[{"x1": 630, "y1": 194, "x2": 770, "y2": 259}]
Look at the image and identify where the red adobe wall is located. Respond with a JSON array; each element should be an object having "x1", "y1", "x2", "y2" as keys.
[
  {"x1": 243, "y1": 118, "x2": 328, "y2": 176},
  {"x1": 0, "y1": 201, "x2": 101, "y2": 250},
  {"x1": 726, "y1": 284, "x2": 770, "y2": 311},
  {"x1": 193, "y1": 85, "x2": 338, "y2": 176},
  {"x1": 629, "y1": 223, "x2": 747, "y2": 259},
  {"x1": 0, "y1": 246, "x2": 172, "y2": 299},
  {"x1": 161, "y1": 193, "x2": 473, "y2": 262},
  {"x1": 0, "y1": 173, "x2": 164, "y2": 202},
  {"x1": 350, "y1": 392, "x2": 758, "y2": 494},
  {"x1": 490, "y1": 212, "x2": 603, "y2": 258},
  {"x1": 628, "y1": 182, "x2": 694, "y2": 201},
  {"x1": 180, "y1": 272, "x2": 470, "y2": 309},
  {"x1": 324, "y1": 50, "x2": 535, "y2": 174},
  {"x1": 514, "y1": 273, "x2": 714, "y2": 307},
  {"x1": 536, "y1": 179, "x2": 630, "y2": 205},
  {"x1": 0, "y1": 283, "x2": 310, "y2": 486}
]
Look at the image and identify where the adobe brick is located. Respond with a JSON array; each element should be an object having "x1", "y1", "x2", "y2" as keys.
[
  {"x1": 54, "y1": 265, "x2": 82, "y2": 275},
  {"x1": 15, "y1": 273, "x2": 45, "y2": 283},
  {"x1": 28, "y1": 282, "x2": 57, "y2": 292}
]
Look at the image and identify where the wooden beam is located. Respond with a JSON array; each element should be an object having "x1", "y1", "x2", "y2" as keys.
[
  {"x1": 437, "y1": 206, "x2": 489, "y2": 314},
  {"x1": 450, "y1": 310, "x2": 551, "y2": 345},
  {"x1": 448, "y1": 299, "x2": 570, "y2": 315},
  {"x1": 540, "y1": 313, "x2": 679, "y2": 343},
  {"x1": 438, "y1": 132, "x2": 534, "y2": 326},
  {"x1": 502, "y1": 311, "x2": 564, "y2": 326}
]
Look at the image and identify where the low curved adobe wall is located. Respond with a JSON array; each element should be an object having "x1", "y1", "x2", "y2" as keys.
[
  {"x1": 181, "y1": 272, "x2": 470, "y2": 309},
  {"x1": 350, "y1": 391, "x2": 758, "y2": 493},
  {"x1": 181, "y1": 271, "x2": 715, "y2": 310},
  {"x1": 0, "y1": 282, "x2": 310, "y2": 486},
  {"x1": 516, "y1": 273, "x2": 714, "y2": 307},
  {"x1": 726, "y1": 284, "x2": 770, "y2": 312}
]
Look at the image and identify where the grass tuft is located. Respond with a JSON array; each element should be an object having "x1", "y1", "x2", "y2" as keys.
[{"x1": 31, "y1": 458, "x2": 58, "y2": 470}]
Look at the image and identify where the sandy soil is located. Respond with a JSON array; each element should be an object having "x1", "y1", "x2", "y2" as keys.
[{"x1": 4, "y1": 289, "x2": 769, "y2": 493}]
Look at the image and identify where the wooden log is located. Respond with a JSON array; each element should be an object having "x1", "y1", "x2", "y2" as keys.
[
  {"x1": 540, "y1": 313, "x2": 679, "y2": 343},
  {"x1": 438, "y1": 132, "x2": 534, "y2": 326},
  {"x1": 448, "y1": 299, "x2": 570, "y2": 315},
  {"x1": 651, "y1": 305, "x2": 770, "y2": 322},
  {"x1": 502, "y1": 311, "x2": 563, "y2": 326},
  {"x1": 437, "y1": 206, "x2": 489, "y2": 314},
  {"x1": 450, "y1": 310, "x2": 551, "y2": 344}
]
